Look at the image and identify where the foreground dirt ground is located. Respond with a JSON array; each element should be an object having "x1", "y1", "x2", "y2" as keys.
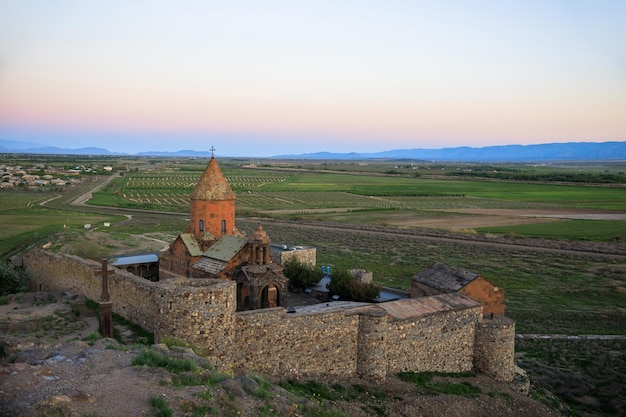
[{"x1": 0, "y1": 292, "x2": 561, "y2": 417}]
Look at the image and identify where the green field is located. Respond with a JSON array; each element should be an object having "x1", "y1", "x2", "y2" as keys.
[
  {"x1": 82, "y1": 165, "x2": 626, "y2": 243},
  {"x1": 0, "y1": 192, "x2": 122, "y2": 258}
]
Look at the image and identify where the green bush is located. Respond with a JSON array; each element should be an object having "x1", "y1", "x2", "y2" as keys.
[
  {"x1": 149, "y1": 395, "x2": 173, "y2": 417},
  {"x1": 327, "y1": 269, "x2": 380, "y2": 302},
  {"x1": 132, "y1": 349, "x2": 197, "y2": 373},
  {"x1": 282, "y1": 258, "x2": 323, "y2": 291},
  {"x1": 397, "y1": 371, "x2": 481, "y2": 397},
  {"x1": 0, "y1": 261, "x2": 29, "y2": 296}
]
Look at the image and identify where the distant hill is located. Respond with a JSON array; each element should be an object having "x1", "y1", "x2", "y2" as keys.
[
  {"x1": 277, "y1": 141, "x2": 626, "y2": 162},
  {"x1": 1, "y1": 139, "x2": 624, "y2": 162},
  {"x1": 0, "y1": 141, "x2": 122, "y2": 156}
]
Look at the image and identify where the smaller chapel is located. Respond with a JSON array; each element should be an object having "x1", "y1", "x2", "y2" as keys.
[{"x1": 159, "y1": 156, "x2": 288, "y2": 311}]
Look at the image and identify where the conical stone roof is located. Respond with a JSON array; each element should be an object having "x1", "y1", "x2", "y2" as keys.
[{"x1": 190, "y1": 157, "x2": 236, "y2": 201}]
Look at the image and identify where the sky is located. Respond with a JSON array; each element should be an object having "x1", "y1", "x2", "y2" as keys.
[{"x1": 0, "y1": 1, "x2": 625, "y2": 157}]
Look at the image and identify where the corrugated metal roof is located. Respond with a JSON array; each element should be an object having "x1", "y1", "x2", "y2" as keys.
[
  {"x1": 202, "y1": 235, "x2": 247, "y2": 262},
  {"x1": 378, "y1": 293, "x2": 480, "y2": 321},
  {"x1": 411, "y1": 262, "x2": 480, "y2": 292},
  {"x1": 109, "y1": 253, "x2": 159, "y2": 266}
]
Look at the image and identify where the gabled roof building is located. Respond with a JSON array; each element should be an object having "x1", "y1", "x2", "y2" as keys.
[{"x1": 411, "y1": 262, "x2": 505, "y2": 315}]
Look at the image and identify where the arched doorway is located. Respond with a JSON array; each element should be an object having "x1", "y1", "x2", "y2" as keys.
[
  {"x1": 261, "y1": 283, "x2": 279, "y2": 308},
  {"x1": 237, "y1": 283, "x2": 251, "y2": 311}
]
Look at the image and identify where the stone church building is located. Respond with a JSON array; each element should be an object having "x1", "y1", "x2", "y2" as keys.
[{"x1": 159, "y1": 156, "x2": 288, "y2": 311}]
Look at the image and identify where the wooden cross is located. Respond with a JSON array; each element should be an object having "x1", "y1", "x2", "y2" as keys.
[
  {"x1": 95, "y1": 259, "x2": 115, "y2": 338},
  {"x1": 95, "y1": 259, "x2": 114, "y2": 302},
  {"x1": 210, "y1": 146, "x2": 216, "y2": 157}
]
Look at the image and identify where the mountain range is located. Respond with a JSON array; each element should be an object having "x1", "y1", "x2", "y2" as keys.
[{"x1": 1, "y1": 140, "x2": 624, "y2": 162}]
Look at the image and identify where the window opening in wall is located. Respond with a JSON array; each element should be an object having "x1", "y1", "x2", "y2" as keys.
[
  {"x1": 221, "y1": 219, "x2": 226, "y2": 234},
  {"x1": 199, "y1": 219, "x2": 204, "y2": 232}
]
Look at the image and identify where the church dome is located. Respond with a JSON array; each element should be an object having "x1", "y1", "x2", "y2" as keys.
[{"x1": 190, "y1": 157, "x2": 236, "y2": 201}]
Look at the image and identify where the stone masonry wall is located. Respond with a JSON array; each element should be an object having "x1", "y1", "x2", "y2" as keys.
[
  {"x1": 157, "y1": 278, "x2": 236, "y2": 373},
  {"x1": 23, "y1": 250, "x2": 515, "y2": 382},
  {"x1": 385, "y1": 305, "x2": 483, "y2": 374},
  {"x1": 270, "y1": 247, "x2": 316, "y2": 267},
  {"x1": 233, "y1": 308, "x2": 360, "y2": 378},
  {"x1": 474, "y1": 315, "x2": 516, "y2": 382},
  {"x1": 24, "y1": 250, "x2": 164, "y2": 333}
]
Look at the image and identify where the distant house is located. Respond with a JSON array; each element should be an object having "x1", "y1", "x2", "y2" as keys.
[{"x1": 411, "y1": 262, "x2": 505, "y2": 315}]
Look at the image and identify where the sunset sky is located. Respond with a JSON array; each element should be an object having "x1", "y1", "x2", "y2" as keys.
[{"x1": 1, "y1": 1, "x2": 625, "y2": 156}]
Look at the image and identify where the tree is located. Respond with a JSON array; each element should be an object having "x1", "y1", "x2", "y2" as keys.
[
  {"x1": 0, "y1": 261, "x2": 30, "y2": 296},
  {"x1": 282, "y1": 258, "x2": 323, "y2": 292},
  {"x1": 327, "y1": 269, "x2": 381, "y2": 302}
]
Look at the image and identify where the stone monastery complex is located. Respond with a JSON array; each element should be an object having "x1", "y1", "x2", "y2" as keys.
[{"x1": 23, "y1": 156, "x2": 518, "y2": 383}]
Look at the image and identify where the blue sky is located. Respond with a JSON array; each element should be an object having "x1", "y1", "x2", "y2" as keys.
[{"x1": 0, "y1": 1, "x2": 624, "y2": 156}]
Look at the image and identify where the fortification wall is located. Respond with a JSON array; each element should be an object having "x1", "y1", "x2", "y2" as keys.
[
  {"x1": 385, "y1": 306, "x2": 483, "y2": 374},
  {"x1": 233, "y1": 307, "x2": 359, "y2": 378},
  {"x1": 23, "y1": 250, "x2": 164, "y2": 333},
  {"x1": 23, "y1": 250, "x2": 516, "y2": 382},
  {"x1": 157, "y1": 278, "x2": 236, "y2": 372},
  {"x1": 474, "y1": 315, "x2": 516, "y2": 382}
]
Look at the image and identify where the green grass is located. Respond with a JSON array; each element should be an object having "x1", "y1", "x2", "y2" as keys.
[
  {"x1": 517, "y1": 338, "x2": 626, "y2": 416},
  {"x1": 132, "y1": 349, "x2": 197, "y2": 373},
  {"x1": 476, "y1": 219, "x2": 626, "y2": 241},
  {"x1": 149, "y1": 395, "x2": 173, "y2": 417},
  {"x1": 397, "y1": 371, "x2": 481, "y2": 397},
  {"x1": 280, "y1": 379, "x2": 387, "y2": 403},
  {"x1": 91, "y1": 168, "x2": 626, "y2": 211},
  {"x1": 0, "y1": 206, "x2": 120, "y2": 258}
]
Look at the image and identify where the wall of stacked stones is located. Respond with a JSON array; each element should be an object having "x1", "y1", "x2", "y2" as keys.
[
  {"x1": 23, "y1": 250, "x2": 164, "y2": 334},
  {"x1": 233, "y1": 308, "x2": 360, "y2": 378},
  {"x1": 157, "y1": 279, "x2": 236, "y2": 373},
  {"x1": 270, "y1": 248, "x2": 317, "y2": 267},
  {"x1": 385, "y1": 306, "x2": 483, "y2": 375},
  {"x1": 23, "y1": 250, "x2": 516, "y2": 382},
  {"x1": 473, "y1": 315, "x2": 516, "y2": 382}
]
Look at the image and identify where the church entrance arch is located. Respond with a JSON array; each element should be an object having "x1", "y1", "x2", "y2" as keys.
[
  {"x1": 237, "y1": 283, "x2": 251, "y2": 311},
  {"x1": 261, "y1": 283, "x2": 279, "y2": 308}
]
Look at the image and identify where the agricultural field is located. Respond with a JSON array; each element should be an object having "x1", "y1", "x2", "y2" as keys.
[
  {"x1": 0, "y1": 194, "x2": 120, "y2": 258},
  {"x1": 86, "y1": 161, "x2": 626, "y2": 241}
]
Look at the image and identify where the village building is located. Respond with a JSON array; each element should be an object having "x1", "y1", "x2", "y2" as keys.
[
  {"x1": 410, "y1": 261, "x2": 505, "y2": 315},
  {"x1": 158, "y1": 156, "x2": 288, "y2": 311}
]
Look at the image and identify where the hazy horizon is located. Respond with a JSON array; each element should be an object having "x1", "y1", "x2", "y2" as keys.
[{"x1": 1, "y1": 1, "x2": 625, "y2": 157}]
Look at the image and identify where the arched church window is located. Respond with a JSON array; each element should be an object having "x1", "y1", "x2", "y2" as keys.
[{"x1": 199, "y1": 219, "x2": 204, "y2": 232}]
